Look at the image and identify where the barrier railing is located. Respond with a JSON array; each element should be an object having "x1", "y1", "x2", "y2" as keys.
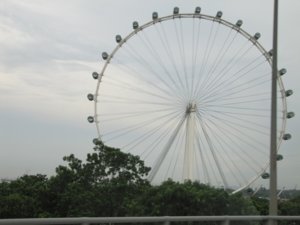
[{"x1": 1, "y1": 216, "x2": 300, "y2": 225}]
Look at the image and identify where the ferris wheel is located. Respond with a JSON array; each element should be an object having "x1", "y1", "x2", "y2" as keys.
[{"x1": 87, "y1": 7, "x2": 294, "y2": 193}]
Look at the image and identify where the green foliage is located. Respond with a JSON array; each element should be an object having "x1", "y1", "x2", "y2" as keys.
[
  {"x1": 278, "y1": 196, "x2": 300, "y2": 225},
  {"x1": 46, "y1": 141, "x2": 151, "y2": 217},
  {"x1": 128, "y1": 179, "x2": 257, "y2": 217},
  {"x1": 280, "y1": 196, "x2": 300, "y2": 215},
  {"x1": 251, "y1": 197, "x2": 269, "y2": 215},
  {"x1": 0, "y1": 174, "x2": 50, "y2": 218},
  {"x1": 1, "y1": 142, "x2": 300, "y2": 219}
]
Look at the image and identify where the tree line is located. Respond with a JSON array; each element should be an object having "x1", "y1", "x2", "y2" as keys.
[{"x1": 1, "y1": 142, "x2": 299, "y2": 220}]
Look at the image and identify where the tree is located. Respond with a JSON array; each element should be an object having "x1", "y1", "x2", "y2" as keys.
[
  {"x1": 250, "y1": 196, "x2": 269, "y2": 215},
  {"x1": 280, "y1": 196, "x2": 300, "y2": 215},
  {"x1": 0, "y1": 174, "x2": 50, "y2": 218},
  {"x1": 47, "y1": 140, "x2": 151, "y2": 217},
  {"x1": 130, "y1": 180, "x2": 222, "y2": 216}
]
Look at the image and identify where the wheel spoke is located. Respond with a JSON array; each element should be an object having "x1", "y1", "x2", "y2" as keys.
[{"x1": 93, "y1": 11, "x2": 287, "y2": 193}]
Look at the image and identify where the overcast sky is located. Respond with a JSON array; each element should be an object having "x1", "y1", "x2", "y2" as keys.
[{"x1": 0, "y1": 0, "x2": 299, "y2": 190}]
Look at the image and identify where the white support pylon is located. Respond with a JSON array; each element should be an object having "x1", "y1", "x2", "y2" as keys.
[{"x1": 183, "y1": 102, "x2": 197, "y2": 180}]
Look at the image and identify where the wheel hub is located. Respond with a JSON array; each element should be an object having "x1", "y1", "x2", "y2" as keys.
[{"x1": 186, "y1": 102, "x2": 197, "y2": 114}]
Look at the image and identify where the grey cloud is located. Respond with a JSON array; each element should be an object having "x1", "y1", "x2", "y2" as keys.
[{"x1": 0, "y1": 0, "x2": 299, "y2": 189}]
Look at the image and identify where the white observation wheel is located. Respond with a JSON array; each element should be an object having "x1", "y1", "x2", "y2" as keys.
[{"x1": 88, "y1": 7, "x2": 293, "y2": 193}]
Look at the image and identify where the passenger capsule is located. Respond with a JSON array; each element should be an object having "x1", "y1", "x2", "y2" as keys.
[
  {"x1": 93, "y1": 138, "x2": 101, "y2": 145},
  {"x1": 287, "y1": 112, "x2": 295, "y2": 119},
  {"x1": 254, "y1": 32, "x2": 261, "y2": 40},
  {"x1": 92, "y1": 72, "x2": 99, "y2": 79},
  {"x1": 285, "y1": 89, "x2": 293, "y2": 97},
  {"x1": 279, "y1": 68, "x2": 287, "y2": 76},
  {"x1": 115, "y1": 35, "x2": 122, "y2": 43},
  {"x1": 277, "y1": 154, "x2": 283, "y2": 161},
  {"x1": 246, "y1": 188, "x2": 253, "y2": 193},
  {"x1": 216, "y1": 11, "x2": 223, "y2": 18},
  {"x1": 261, "y1": 172, "x2": 270, "y2": 179},
  {"x1": 87, "y1": 116, "x2": 94, "y2": 123},
  {"x1": 102, "y1": 52, "x2": 108, "y2": 60},
  {"x1": 195, "y1": 7, "x2": 201, "y2": 14},
  {"x1": 87, "y1": 93, "x2": 94, "y2": 101},
  {"x1": 236, "y1": 20, "x2": 243, "y2": 27},
  {"x1": 283, "y1": 133, "x2": 292, "y2": 140},
  {"x1": 173, "y1": 7, "x2": 179, "y2": 14},
  {"x1": 133, "y1": 21, "x2": 139, "y2": 29},
  {"x1": 268, "y1": 49, "x2": 273, "y2": 56},
  {"x1": 152, "y1": 12, "x2": 158, "y2": 20}
]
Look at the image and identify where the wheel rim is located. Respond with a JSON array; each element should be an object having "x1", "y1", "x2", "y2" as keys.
[{"x1": 93, "y1": 11, "x2": 287, "y2": 193}]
